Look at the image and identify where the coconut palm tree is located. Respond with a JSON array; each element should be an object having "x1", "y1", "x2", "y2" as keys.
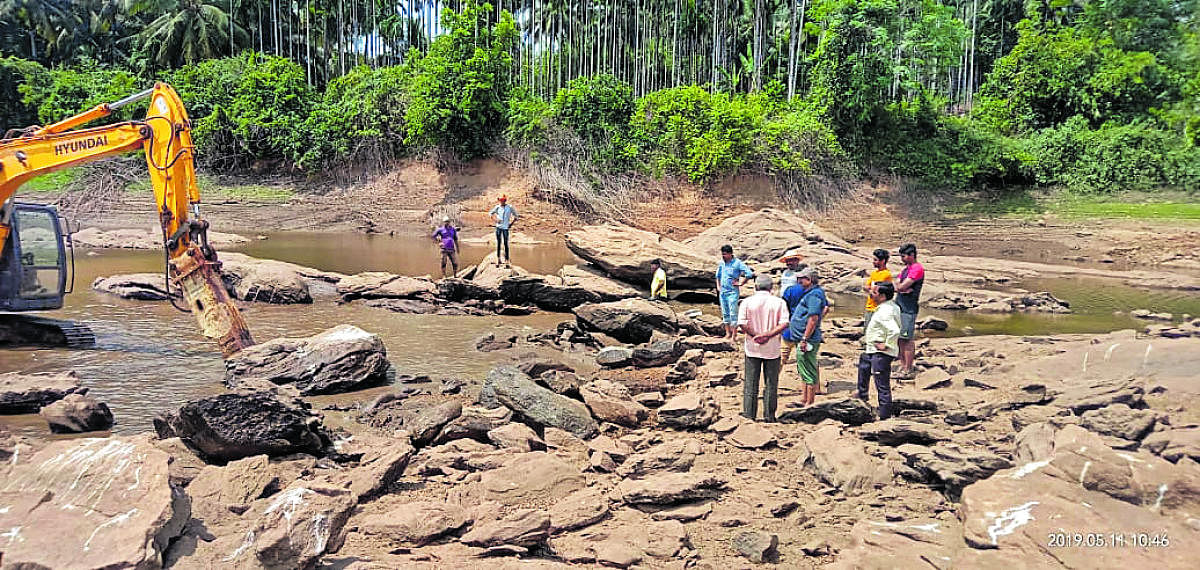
[{"x1": 126, "y1": 0, "x2": 250, "y2": 68}]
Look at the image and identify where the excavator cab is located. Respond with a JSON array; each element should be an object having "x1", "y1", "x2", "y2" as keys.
[{"x1": 0, "y1": 201, "x2": 71, "y2": 311}]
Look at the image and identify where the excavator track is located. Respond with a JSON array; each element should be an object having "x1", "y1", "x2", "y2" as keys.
[{"x1": 0, "y1": 314, "x2": 95, "y2": 348}]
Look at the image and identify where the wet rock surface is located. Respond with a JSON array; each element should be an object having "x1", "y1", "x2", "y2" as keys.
[
  {"x1": 224, "y1": 324, "x2": 390, "y2": 395},
  {"x1": 39, "y1": 392, "x2": 114, "y2": 433},
  {"x1": 0, "y1": 370, "x2": 83, "y2": 413},
  {"x1": 92, "y1": 272, "x2": 175, "y2": 300}
]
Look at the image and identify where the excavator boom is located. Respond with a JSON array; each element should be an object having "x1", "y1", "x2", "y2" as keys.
[{"x1": 0, "y1": 83, "x2": 254, "y2": 357}]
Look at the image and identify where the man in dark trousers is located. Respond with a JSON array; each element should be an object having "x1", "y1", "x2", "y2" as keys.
[{"x1": 858, "y1": 282, "x2": 901, "y2": 419}]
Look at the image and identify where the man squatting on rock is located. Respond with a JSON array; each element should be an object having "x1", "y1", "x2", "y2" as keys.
[
  {"x1": 715, "y1": 244, "x2": 754, "y2": 342},
  {"x1": 859, "y1": 282, "x2": 902, "y2": 419},
  {"x1": 737, "y1": 274, "x2": 790, "y2": 422}
]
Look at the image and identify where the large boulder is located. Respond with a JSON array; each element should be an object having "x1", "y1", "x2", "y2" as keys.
[
  {"x1": 154, "y1": 391, "x2": 330, "y2": 462},
  {"x1": 224, "y1": 325, "x2": 390, "y2": 395},
  {"x1": 574, "y1": 298, "x2": 679, "y2": 344},
  {"x1": 337, "y1": 271, "x2": 437, "y2": 301},
  {"x1": 481, "y1": 366, "x2": 599, "y2": 439},
  {"x1": 0, "y1": 370, "x2": 83, "y2": 413},
  {"x1": 597, "y1": 346, "x2": 635, "y2": 368},
  {"x1": 437, "y1": 277, "x2": 501, "y2": 301},
  {"x1": 558, "y1": 264, "x2": 643, "y2": 300},
  {"x1": 219, "y1": 252, "x2": 321, "y2": 304},
  {"x1": 407, "y1": 401, "x2": 464, "y2": 447},
  {"x1": 91, "y1": 273, "x2": 174, "y2": 300},
  {"x1": 683, "y1": 209, "x2": 854, "y2": 263},
  {"x1": 565, "y1": 223, "x2": 714, "y2": 289},
  {"x1": 39, "y1": 393, "x2": 114, "y2": 433},
  {"x1": 0, "y1": 438, "x2": 186, "y2": 569}
]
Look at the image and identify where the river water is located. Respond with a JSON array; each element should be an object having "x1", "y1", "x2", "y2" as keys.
[{"x1": 2, "y1": 231, "x2": 1198, "y2": 437}]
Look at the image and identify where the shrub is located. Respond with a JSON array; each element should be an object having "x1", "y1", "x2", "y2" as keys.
[
  {"x1": 296, "y1": 65, "x2": 411, "y2": 170},
  {"x1": 0, "y1": 56, "x2": 48, "y2": 133}
]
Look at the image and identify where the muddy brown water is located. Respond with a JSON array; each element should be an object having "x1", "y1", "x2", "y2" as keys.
[{"x1": 2, "y1": 231, "x2": 1198, "y2": 438}]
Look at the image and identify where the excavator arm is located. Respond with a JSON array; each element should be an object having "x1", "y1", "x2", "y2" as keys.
[{"x1": 0, "y1": 83, "x2": 255, "y2": 357}]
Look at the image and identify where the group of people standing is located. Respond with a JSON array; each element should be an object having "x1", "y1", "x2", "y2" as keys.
[
  {"x1": 432, "y1": 195, "x2": 520, "y2": 277},
  {"x1": 712, "y1": 243, "x2": 926, "y2": 422}
]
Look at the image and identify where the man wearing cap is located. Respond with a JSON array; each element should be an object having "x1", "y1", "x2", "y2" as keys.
[
  {"x1": 489, "y1": 195, "x2": 518, "y2": 266},
  {"x1": 737, "y1": 274, "x2": 790, "y2": 422},
  {"x1": 432, "y1": 216, "x2": 460, "y2": 277},
  {"x1": 864, "y1": 249, "x2": 893, "y2": 331},
  {"x1": 894, "y1": 243, "x2": 925, "y2": 379},
  {"x1": 716, "y1": 245, "x2": 754, "y2": 342},
  {"x1": 785, "y1": 267, "x2": 827, "y2": 406},
  {"x1": 779, "y1": 254, "x2": 804, "y2": 297},
  {"x1": 649, "y1": 259, "x2": 668, "y2": 301}
]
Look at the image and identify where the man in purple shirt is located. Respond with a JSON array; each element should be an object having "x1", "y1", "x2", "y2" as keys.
[{"x1": 432, "y1": 216, "x2": 460, "y2": 277}]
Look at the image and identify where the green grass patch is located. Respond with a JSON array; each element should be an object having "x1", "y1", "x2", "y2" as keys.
[
  {"x1": 18, "y1": 167, "x2": 81, "y2": 193},
  {"x1": 1049, "y1": 195, "x2": 1200, "y2": 220},
  {"x1": 945, "y1": 189, "x2": 1200, "y2": 221}
]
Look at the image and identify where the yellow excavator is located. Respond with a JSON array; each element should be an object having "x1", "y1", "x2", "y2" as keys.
[{"x1": 0, "y1": 83, "x2": 254, "y2": 357}]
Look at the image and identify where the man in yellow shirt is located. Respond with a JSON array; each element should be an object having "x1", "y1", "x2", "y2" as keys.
[
  {"x1": 864, "y1": 248, "x2": 893, "y2": 327},
  {"x1": 649, "y1": 259, "x2": 668, "y2": 300}
]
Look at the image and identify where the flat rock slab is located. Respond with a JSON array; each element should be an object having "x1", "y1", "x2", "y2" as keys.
[
  {"x1": 92, "y1": 273, "x2": 174, "y2": 300},
  {"x1": 617, "y1": 471, "x2": 727, "y2": 504},
  {"x1": 799, "y1": 425, "x2": 896, "y2": 496},
  {"x1": 726, "y1": 422, "x2": 776, "y2": 449},
  {"x1": 210, "y1": 482, "x2": 357, "y2": 570},
  {"x1": 1080, "y1": 403, "x2": 1157, "y2": 441},
  {"x1": 0, "y1": 370, "x2": 82, "y2": 414},
  {"x1": 549, "y1": 487, "x2": 611, "y2": 533},
  {"x1": 733, "y1": 530, "x2": 779, "y2": 563},
  {"x1": 858, "y1": 418, "x2": 951, "y2": 446},
  {"x1": 0, "y1": 438, "x2": 184, "y2": 569},
  {"x1": 780, "y1": 397, "x2": 876, "y2": 426},
  {"x1": 476, "y1": 452, "x2": 586, "y2": 505},
  {"x1": 460, "y1": 508, "x2": 550, "y2": 547},
  {"x1": 617, "y1": 439, "x2": 702, "y2": 478},
  {"x1": 896, "y1": 443, "x2": 1011, "y2": 498},
  {"x1": 358, "y1": 501, "x2": 472, "y2": 545},
  {"x1": 1142, "y1": 425, "x2": 1200, "y2": 463},
  {"x1": 75, "y1": 226, "x2": 247, "y2": 249},
  {"x1": 338, "y1": 271, "x2": 437, "y2": 300},
  {"x1": 225, "y1": 324, "x2": 390, "y2": 395}
]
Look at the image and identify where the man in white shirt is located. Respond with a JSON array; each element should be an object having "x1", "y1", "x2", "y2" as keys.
[
  {"x1": 737, "y1": 275, "x2": 790, "y2": 422},
  {"x1": 858, "y1": 282, "x2": 901, "y2": 419},
  {"x1": 778, "y1": 253, "x2": 803, "y2": 295}
]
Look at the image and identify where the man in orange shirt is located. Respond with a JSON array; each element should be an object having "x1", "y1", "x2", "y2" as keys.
[{"x1": 864, "y1": 248, "x2": 893, "y2": 329}]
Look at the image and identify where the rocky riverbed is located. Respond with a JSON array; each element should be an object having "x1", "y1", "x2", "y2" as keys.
[{"x1": 2, "y1": 209, "x2": 1199, "y2": 568}]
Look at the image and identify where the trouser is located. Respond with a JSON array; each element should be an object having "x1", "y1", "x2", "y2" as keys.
[
  {"x1": 441, "y1": 249, "x2": 458, "y2": 274},
  {"x1": 797, "y1": 341, "x2": 821, "y2": 386},
  {"x1": 743, "y1": 356, "x2": 781, "y2": 421},
  {"x1": 495, "y1": 227, "x2": 510, "y2": 261},
  {"x1": 857, "y1": 352, "x2": 895, "y2": 419}
]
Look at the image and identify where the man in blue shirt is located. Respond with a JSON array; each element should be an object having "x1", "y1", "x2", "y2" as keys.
[
  {"x1": 784, "y1": 268, "x2": 826, "y2": 406},
  {"x1": 488, "y1": 195, "x2": 518, "y2": 266},
  {"x1": 715, "y1": 244, "x2": 754, "y2": 342}
]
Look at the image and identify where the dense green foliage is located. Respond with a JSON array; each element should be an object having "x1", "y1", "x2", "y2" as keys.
[{"x1": 1, "y1": 0, "x2": 1197, "y2": 198}]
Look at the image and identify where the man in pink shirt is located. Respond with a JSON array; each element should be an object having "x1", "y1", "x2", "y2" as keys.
[{"x1": 737, "y1": 274, "x2": 791, "y2": 422}]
